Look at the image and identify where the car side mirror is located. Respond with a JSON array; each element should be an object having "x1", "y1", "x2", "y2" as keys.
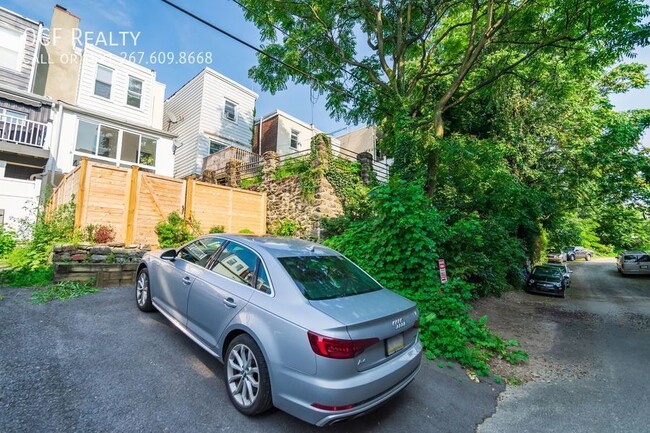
[{"x1": 161, "y1": 249, "x2": 177, "y2": 261}]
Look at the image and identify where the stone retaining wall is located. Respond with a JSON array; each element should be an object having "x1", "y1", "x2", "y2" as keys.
[{"x1": 52, "y1": 243, "x2": 150, "y2": 287}]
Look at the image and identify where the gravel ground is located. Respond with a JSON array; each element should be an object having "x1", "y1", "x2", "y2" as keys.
[{"x1": 476, "y1": 258, "x2": 650, "y2": 433}]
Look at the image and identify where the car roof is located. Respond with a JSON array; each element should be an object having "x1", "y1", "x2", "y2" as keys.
[
  {"x1": 620, "y1": 250, "x2": 647, "y2": 255},
  {"x1": 213, "y1": 234, "x2": 341, "y2": 258}
]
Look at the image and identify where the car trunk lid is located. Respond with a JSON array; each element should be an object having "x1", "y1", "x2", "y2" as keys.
[{"x1": 309, "y1": 289, "x2": 418, "y2": 371}]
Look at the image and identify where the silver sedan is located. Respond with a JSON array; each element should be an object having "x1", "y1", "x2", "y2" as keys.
[{"x1": 135, "y1": 235, "x2": 422, "y2": 426}]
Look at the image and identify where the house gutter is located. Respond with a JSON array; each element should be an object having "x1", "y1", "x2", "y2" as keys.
[
  {"x1": 258, "y1": 114, "x2": 263, "y2": 155},
  {"x1": 49, "y1": 101, "x2": 66, "y2": 186}
]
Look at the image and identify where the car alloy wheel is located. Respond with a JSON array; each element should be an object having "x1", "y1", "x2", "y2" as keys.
[
  {"x1": 227, "y1": 343, "x2": 260, "y2": 407},
  {"x1": 135, "y1": 268, "x2": 154, "y2": 312},
  {"x1": 224, "y1": 334, "x2": 272, "y2": 415}
]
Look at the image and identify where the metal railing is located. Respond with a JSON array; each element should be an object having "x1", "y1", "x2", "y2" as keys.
[{"x1": 0, "y1": 114, "x2": 48, "y2": 148}]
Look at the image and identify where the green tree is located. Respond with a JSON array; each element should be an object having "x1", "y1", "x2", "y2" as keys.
[{"x1": 238, "y1": 0, "x2": 649, "y2": 192}]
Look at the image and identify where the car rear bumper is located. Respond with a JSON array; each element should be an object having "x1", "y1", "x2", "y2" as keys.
[
  {"x1": 526, "y1": 284, "x2": 564, "y2": 297},
  {"x1": 272, "y1": 340, "x2": 422, "y2": 426}
]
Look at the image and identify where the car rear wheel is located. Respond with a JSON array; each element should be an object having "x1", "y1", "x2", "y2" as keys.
[
  {"x1": 568, "y1": 255, "x2": 575, "y2": 261},
  {"x1": 586, "y1": 254, "x2": 592, "y2": 261},
  {"x1": 136, "y1": 268, "x2": 155, "y2": 312},
  {"x1": 225, "y1": 334, "x2": 272, "y2": 416}
]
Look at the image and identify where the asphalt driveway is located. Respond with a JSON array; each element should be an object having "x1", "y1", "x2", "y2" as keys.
[{"x1": 0, "y1": 285, "x2": 502, "y2": 433}]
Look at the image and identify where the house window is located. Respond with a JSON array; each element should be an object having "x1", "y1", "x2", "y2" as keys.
[
  {"x1": 94, "y1": 65, "x2": 113, "y2": 99},
  {"x1": 209, "y1": 140, "x2": 227, "y2": 154},
  {"x1": 290, "y1": 129, "x2": 299, "y2": 149},
  {"x1": 223, "y1": 100, "x2": 237, "y2": 122},
  {"x1": 75, "y1": 120, "x2": 99, "y2": 154},
  {"x1": 0, "y1": 26, "x2": 23, "y2": 71},
  {"x1": 75, "y1": 119, "x2": 157, "y2": 168},
  {"x1": 127, "y1": 76, "x2": 143, "y2": 108},
  {"x1": 98, "y1": 126, "x2": 119, "y2": 159}
]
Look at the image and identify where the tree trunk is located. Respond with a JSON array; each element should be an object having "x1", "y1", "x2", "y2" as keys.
[{"x1": 425, "y1": 111, "x2": 445, "y2": 197}]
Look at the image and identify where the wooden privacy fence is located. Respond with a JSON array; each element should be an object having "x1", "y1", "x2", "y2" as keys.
[{"x1": 48, "y1": 158, "x2": 267, "y2": 246}]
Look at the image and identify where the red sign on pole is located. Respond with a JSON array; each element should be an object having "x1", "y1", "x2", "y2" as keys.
[{"x1": 438, "y1": 259, "x2": 448, "y2": 283}]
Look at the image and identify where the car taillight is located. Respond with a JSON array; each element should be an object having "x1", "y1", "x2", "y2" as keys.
[{"x1": 307, "y1": 331, "x2": 379, "y2": 359}]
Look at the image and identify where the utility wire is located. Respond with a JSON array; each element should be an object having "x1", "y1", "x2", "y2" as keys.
[{"x1": 161, "y1": 0, "x2": 359, "y2": 105}]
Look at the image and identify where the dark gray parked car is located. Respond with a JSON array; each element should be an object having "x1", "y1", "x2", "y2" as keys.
[{"x1": 136, "y1": 235, "x2": 422, "y2": 426}]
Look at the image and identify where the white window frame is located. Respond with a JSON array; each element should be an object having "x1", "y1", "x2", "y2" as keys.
[
  {"x1": 126, "y1": 76, "x2": 143, "y2": 109},
  {"x1": 0, "y1": 26, "x2": 24, "y2": 72},
  {"x1": 290, "y1": 129, "x2": 299, "y2": 149},
  {"x1": 94, "y1": 64, "x2": 113, "y2": 99},
  {"x1": 223, "y1": 99, "x2": 237, "y2": 123},
  {"x1": 74, "y1": 118, "x2": 158, "y2": 169},
  {"x1": 209, "y1": 139, "x2": 228, "y2": 154}
]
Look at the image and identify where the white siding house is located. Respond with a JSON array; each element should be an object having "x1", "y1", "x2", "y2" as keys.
[
  {"x1": 0, "y1": 7, "x2": 52, "y2": 230},
  {"x1": 164, "y1": 68, "x2": 258, "y2": 178},
  {"x1": 48, "y1": 45, "x2": 175, "y2": 178}
]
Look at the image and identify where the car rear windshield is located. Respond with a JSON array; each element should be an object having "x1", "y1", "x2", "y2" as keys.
[
  {"x1": 278, "y1": 255, "x2": 383, "y2": 301},
  {"x1": 532, "y1": 267, "x2": 562, "y2": 278}
]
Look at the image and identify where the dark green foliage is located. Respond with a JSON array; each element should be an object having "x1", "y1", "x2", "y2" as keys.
[
  {"x1": 30, "y1": 280, "x2": 98, "y2": 304},
  {"x1": 325, "y1": 181, "x2": 527, "y2": 374},
  {"x1": 209, "y1": 225, "x2": 225, "y2": 234},
  {"x1": 155, "y1": 212, "x2": 200, "y2": 248}
]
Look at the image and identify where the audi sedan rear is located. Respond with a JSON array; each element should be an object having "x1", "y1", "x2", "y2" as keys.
[{"x1": 135, "y1": 235, "x2": 422, "y2": 426}]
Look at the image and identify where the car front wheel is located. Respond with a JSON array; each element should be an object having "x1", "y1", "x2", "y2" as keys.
[
  {"x1": 586, "y1": 254, "x2": 592, "y2": 261},
  {"x1": 225, "y1": 334, "x2": 272, "y2": 416},
  {"x1": 136, "y1": 268, "x2": 155, "y2": 312}
]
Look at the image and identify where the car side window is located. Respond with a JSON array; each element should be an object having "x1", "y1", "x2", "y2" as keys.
[
  {"x1": 210, "y1": 243, "x2": 257, "y2": 286},
  {"x1": 639, "y1": 255, "x2": 650, "y2": 262},
  {"x1": 255, "y1": 261, "x2": 272, "y2": 294},
  {"x1": 177, "y1": 238, "x2": 224, "y2": 267}
]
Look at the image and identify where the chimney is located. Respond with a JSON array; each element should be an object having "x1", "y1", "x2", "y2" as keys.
[{"x1": 34, "y1": 5, "x2": 82, "y2": 103}]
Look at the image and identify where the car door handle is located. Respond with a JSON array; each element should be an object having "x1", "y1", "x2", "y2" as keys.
[
  {"x1": 182, "y1": 276, "x2": 192, "y2": 285},
  {"x1": 223, "y1": 297, "x2": 237, "y2": 308}
]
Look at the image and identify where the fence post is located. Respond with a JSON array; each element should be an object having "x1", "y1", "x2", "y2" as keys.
[
  {"x1": 125, "y1": 165, "x2": 139, "y2": 244},
  {"x1": 74, "y1": 157, "x2": 89, "y2": 228},
  {"x1": 184, "y1": 176, "x2": 195, "y2": 220}
]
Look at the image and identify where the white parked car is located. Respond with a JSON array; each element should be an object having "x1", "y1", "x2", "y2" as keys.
[{"x1": 617, "y1": 251, "x2": 650, "y2": 275}]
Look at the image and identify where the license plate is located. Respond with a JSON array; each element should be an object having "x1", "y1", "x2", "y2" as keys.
[{"x1": 386, "y1": 333, "x2": 404, "y2": 356}]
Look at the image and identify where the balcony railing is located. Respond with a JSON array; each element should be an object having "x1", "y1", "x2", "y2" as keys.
[
  {"x1": 203, "y1": 146, "x2": 262, "y2": 174},
  {"x1": 0, "y1": 114, "x2": 49, "y2": 148}
]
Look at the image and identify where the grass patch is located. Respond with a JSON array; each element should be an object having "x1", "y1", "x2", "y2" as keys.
[
  {"x1": 0, "y1": 265, "x2": 53, "y2": 288},
  {"x1": 30, "y1": 280, "x2": 98, "y2": 304}
]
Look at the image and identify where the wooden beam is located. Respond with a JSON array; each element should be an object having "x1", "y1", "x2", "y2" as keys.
[
  {"x1": 125, "y1": 165, "x2": 139, "y2": 244},
  {"x1": 73, "y1": 157, "x2": 89, "y2": 228},
  {"x1": 184, "y1": 176, "x2": 195, "y2": 220}
]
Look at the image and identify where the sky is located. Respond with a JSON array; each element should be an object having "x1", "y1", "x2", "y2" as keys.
[{"x1": 3, "y1": 0, "x2": 650, "y2": 142}]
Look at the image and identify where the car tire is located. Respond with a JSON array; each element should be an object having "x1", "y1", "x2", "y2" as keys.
[
  {"x1": 135, "y1": 268, "x2": 155, "y2": 312},
  {"x1": 568, "y1": 255, "x2": 575, "y2": 261},
  {"x1": 225, "y1": 334, "x2": 273, "y2": 416},
  {"x1": 586, "y1": 254, "x2": 592, "y2": 261}
]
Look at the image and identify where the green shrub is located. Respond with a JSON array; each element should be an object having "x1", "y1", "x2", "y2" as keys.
[
  {"x1": 155, "y1": 212, "x2": 200, "y2": 248},
  {"x1": 324, "y1": 180, "x2": 527, "y2": 375},
  {"x1": 0, "y1": 265, "x2": 53, "y2": 288},
  {"x1": 238, "y1": 228, "x2": 254, "y2": 234},
  {"x1": 209, "y1": 225, "x2": 225, "y2": 234},
  {"x1": 0, "y1": 228, "x2": 16, "y2": 257},
  {"x1": 241, "y1": 175, "x2": 262, "y2": 188},
  {"x1": 269, "y1": 219, "x2": 300, "y2": 237}
]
